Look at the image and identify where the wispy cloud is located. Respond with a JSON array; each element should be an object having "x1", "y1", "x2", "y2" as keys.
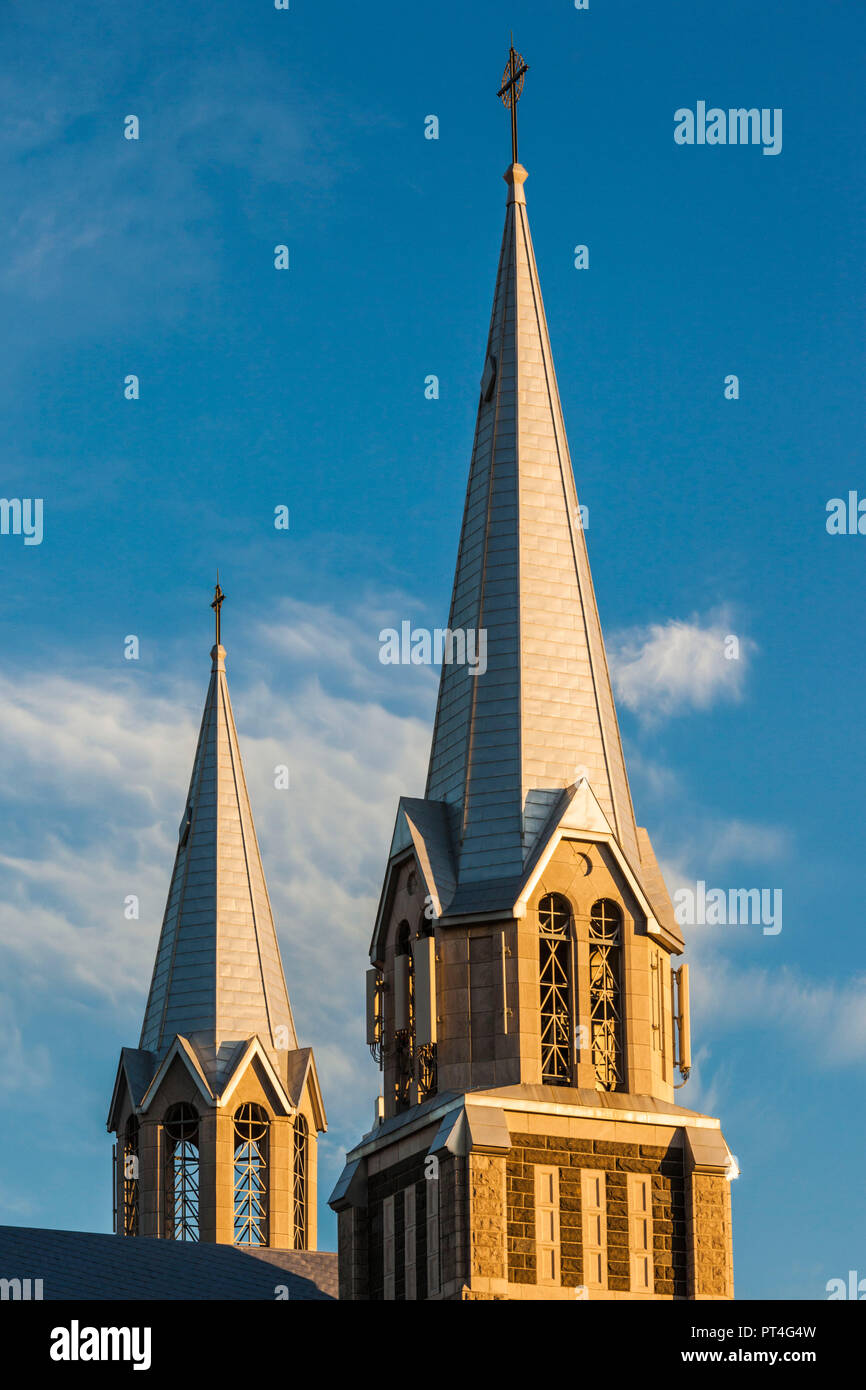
[
  {"x1": 610, "y1": 611, "x2": 755, "y2": 719},
  {"x1": 0, "y1": 32, "x2": 344, "y2": 325},
  {"x1": 257, "y1": 595, "x2": 440, "y2": 708},
  {"x1": 0, "y1": 995, "x2": 52, "y2": 1096},
  {"x1": 627, "y1": 747, "x2": 790, "y2": 873},
  {"x1": 690, "y1": 952, "x2": 866, "y2": 1068},
  {"x1": 656, "y1": 821, "x2": 790, "y2": 876}
]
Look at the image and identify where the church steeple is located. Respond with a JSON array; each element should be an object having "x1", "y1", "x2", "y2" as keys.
[
  {"x1": 139, "y1": 586, "x2": 298, "y2": 1085},
  {"x1": 331, "y1": 49, "x2": 735, "y2": 1302},
  {"x1": 425, "y1": 154, "x2": 641, "y2": 880},
  {"x1": 108, "y1": 588, "x2": 325, "y2": 1250}
]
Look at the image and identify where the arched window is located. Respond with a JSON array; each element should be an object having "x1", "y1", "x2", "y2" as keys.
[
  {"x1": 394, "y1": 921, "x2": 415, "y2": 1112},
  {"x1": 163, "y1": 1103, "x2": 199, "y2": 1241},
  {"x1": 416, "y1": 911, "x2": 438, "y2": 1101},
  {"x1": 589, "y1": 899, "x2": 624, "y2": 1090},
  {"x1": 293, "y1": 1115, "x2": 308, "y2": 1250},
  {"x1": 539, "y1": 893, "x2": 573, "y2": 1084},
  {"x1": 122, "y1": 1114, "x2": 139, "y2": 1237},
  {"x1": 233, "y1": 1103, "x2": 269, "y2": 1247}
]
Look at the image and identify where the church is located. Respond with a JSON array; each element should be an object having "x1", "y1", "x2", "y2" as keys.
[
  {"x1": 328, "y1": 49, "x2": 736, "y2": 1301},
  {"x1": 0, "y1": 49, "x2": 735, "y2": 1305}
]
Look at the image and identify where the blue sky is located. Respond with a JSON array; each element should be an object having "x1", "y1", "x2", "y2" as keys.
[{"x1": 0, "y1": 0, "x2": 863, "y2": 1297}]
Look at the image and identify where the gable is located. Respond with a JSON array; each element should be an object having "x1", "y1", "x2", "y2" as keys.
[{"x1": 139, "y1": 1040, "x2": 215, "y2": 1115}]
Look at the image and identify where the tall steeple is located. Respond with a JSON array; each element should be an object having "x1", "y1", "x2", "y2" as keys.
[
  {"x1": 331, "y1": 48, "x2": 735, "y2": 1302},
  {"x1": 108, "y1": 587, "x2": 325, "y2": 1251},
  {"x1": 426, "y1": 157, "x2": 640, "y2": 882}
]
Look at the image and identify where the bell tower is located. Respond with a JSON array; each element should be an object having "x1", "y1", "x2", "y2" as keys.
[
  {"x1": 330, "y1": 48, "x2": 735, "y2": 1301},
  {"x1": 107, "y1": 585, "x2": 326, "y2": 1251}
]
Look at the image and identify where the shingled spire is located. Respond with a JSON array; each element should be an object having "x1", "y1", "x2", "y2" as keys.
[
  {"x1": 425, "y1": 161, "x2": 640, "y2": 882},
  {"x1": 139, "y1": 632, "x2": 297, "y2": 1086},
  {"x1": 109, "y1": 592, "x2": 325, "y2": 1249}
]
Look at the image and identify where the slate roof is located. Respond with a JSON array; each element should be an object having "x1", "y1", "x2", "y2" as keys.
[
  {"x1": 138, "y1": 642, "x2": 298, "y2": 1091},
  {"x1": 424, "y1": 162, "x2": 642, "y2": 882},
  {"x1": 114, "y1": 1047, "x2": 157, "y2": 1110},
  {"x1": 0, "y1": 1226, "x2": 337, "y2": 1301}
]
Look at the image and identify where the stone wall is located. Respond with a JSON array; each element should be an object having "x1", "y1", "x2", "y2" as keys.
[
  {"x1": 337, "y1": 1207, "x2": 368, "y2": 1300},
  {"x1": 366, "y1": 1149, "x2": 462, "y2": 1300},
  {"x1": 340, "y1": 1125, "x2": 731, "y2": 1301},
  {"x1": 469, "y1": 1153, "x2": 507, "y2": 1283},
  {"x1": 507, "y1": 1132, "x2": 687, "y2": 1296},
  {"x1": 686, "y1": 1171, "x2": 733, "y2": 1298}
]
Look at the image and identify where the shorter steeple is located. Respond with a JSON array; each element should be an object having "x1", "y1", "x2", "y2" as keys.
[
  {"x1": 108, "y1": 587, "x2": 325, "y2": 1250},
  {"x1": 139, "y1": 583, "x2": 298, "y2": 1086}
]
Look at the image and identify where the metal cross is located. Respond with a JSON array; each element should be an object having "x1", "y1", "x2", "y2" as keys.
[
  {"x1": 211, "y1": 575, "x2": 225, "y2": 646},
  {"x1": 497, "y1": 39, "x2": 529, "y2": 165}
]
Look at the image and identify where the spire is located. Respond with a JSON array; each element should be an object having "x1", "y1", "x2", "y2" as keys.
[
  {"x1": 425, "y1": 142, "x2": 640, "y2": 883},
  {"x1": 139, "y1": 589, "x2": 297, "y2": 1086}
]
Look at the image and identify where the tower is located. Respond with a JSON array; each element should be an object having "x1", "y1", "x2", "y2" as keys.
[
  {"x1": 329, "y1": 48, "x2": 735, "y2": 1301},
  {"x1": 108, "y1": 587, "x2": 326, "y2": 1251}
]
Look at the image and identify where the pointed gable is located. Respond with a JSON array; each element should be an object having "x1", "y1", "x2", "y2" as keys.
[
  {"x1": 139, "y1": 642, "x2": 297, "y2": 1088},
  {"x1": 426, "y1": 163, "x2": 640, "y2": 882}
]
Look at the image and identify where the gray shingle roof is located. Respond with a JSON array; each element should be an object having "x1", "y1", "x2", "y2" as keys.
[
  {"x1": 138, "y1": 642, "x2": 298, "y2": 1091},
  {"x1": 0, "y1": 1226, "x2": 337, "y2": 1301}
]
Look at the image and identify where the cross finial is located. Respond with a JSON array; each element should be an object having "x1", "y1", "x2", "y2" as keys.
[
  {"x1": 211, "y1": 574, "x2": 225, "y2": 647},
  {"x1": 497, "y1": 38, "x2": 529, "y2": 164}
]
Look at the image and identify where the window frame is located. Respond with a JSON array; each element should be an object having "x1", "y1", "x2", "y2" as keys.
[
  {"x1": 293, "y1": 1113, "x2": 308, "y2": 1250},
  {"x1": 538, "y1": 892, "x2": 575, "y2": 1085},
  {"x1": 232, "y1": 1102, "x2": 270, "y2": 1248},
  {"x1": 588, "y1": 898, "x2": 624, "y2": 1091},
  {"x1": 122, "y1": 1114, "x2": 140, "y2": 1238},
  {"x1": 163, "y1": 1102, "x2": 200, "y2": 1242}
]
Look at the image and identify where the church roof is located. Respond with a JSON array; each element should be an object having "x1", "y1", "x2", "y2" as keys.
[
  {"x1": 425, "y1": 163, "x2": 641, "y2": 884},
  {"x1": 138, "y1": 641, "x2": 298, "y2": 1090},
  {"x1": 0, "y1": 1226, "x2": 337, "y2": 1301}
]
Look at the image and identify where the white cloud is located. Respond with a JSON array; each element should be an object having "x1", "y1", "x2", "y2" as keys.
[
  {"x1": 257, "y1": 595, "x2": 438, "y2": 707},
  {"x1": 690, "y1": 953, "x2": 866, "y2": 1067},
  {"x1": 609, "y1": 612, "x2": 755, "y2": 718},
  {"x1": 699, "y1": 819, "x2": 789, "y2": 867},
  {"x1": 655, "y1": 820, "x2": 789, "y2": 878},
  {"x1": 657, "y1": 840, "x2": 866, "y2": 1070}
]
